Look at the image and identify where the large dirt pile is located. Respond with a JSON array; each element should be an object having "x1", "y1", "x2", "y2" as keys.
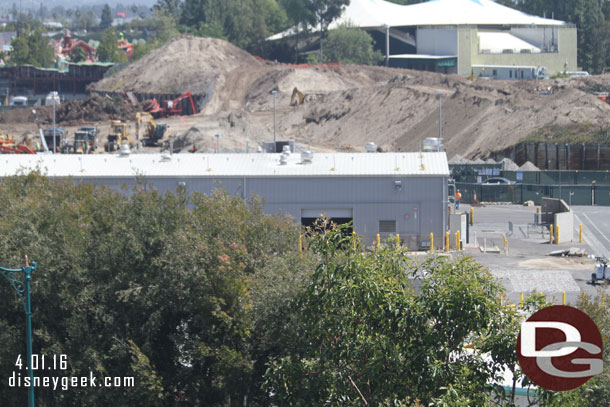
[
  {"x1": 0, "y1": 94, "x2": 140, "y2": 126},
  {"x1": 92, "y1": 35, "x2": 263, "y2": 95}
]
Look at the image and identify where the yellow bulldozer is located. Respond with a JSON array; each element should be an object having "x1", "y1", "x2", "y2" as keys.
[
  {"x1": 104, "y1": 121, "x2": 131, "y2": 152},
  {"x1": 136, "y1": 112, "x2": 169, "y2": 147}
]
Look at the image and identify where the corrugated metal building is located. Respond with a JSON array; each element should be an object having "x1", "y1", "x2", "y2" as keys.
[{"x1": 0, "y1": 151, "x2": 449, "y2": 249}]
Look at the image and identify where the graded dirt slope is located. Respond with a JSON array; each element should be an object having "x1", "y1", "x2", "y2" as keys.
[{"x1": 81, "y1": 35, "x2": 610, "y2": 157}]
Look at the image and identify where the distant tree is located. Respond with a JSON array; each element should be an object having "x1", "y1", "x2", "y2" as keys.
[
  {"x1": 100, "y1": 4, "x2": 113, "y2": 29},
  {"x1": 322, "y1": 24, "x2": 383, "y2": 65},
  {"x1": 154, "y1": 0, "x2": 183, "y2": 17},
  {"x1": 9, "y1": 37, "x2": 29, "y2": 65},
  {"x1": 9, "y1": 30, "x2": 55, "y2": 67},
  {"x1": 71, "y1": 46, "x2": 87, "y2": 63},
  {"x1": 131, "y1": 4, "x2": 138, "y2": 15},
  {"x1": 97, "y1": 28, "x2": 126, "y2": 63}
]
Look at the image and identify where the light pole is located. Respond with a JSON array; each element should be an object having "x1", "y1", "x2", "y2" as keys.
[
  {"x1": 438, "y1": 92, "x2": 443, "y2": 151},
  {"x1": 271, "y1": 90, "x2": 277, "y2": 147},
  {"x1": 52, "y1": 94, "x2": 56, "y2": 153},
  {"x1": 215, "y1": 133, "x2": 220, "y2": 153},
  {"x1": 1, "y1": 257, "x2": 36, "y2": 407}
]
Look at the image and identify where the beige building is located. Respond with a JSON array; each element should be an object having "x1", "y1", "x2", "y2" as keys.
[{"x1": 269, "y1": 0, "x2": 577, "y2": 78}]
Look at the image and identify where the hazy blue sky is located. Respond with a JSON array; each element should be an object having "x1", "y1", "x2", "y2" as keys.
[{"x1": 0, "y1": 0, "x2": 157, "y2": 10}]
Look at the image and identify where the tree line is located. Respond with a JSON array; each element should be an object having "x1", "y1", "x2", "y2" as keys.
[{"x1": 0, "y1": 174, "x2": 608, "y2": 406}]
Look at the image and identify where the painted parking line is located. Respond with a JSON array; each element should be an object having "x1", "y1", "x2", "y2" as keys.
[
  {"x1": 574, "y1": 213, "x2": 610, "y2": 258},
  {"x1": 581, "y1": 213, "x2": 610, "y2": 246}
]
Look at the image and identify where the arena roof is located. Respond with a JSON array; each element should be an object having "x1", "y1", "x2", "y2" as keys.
[
  {"x1": 269, "y1": 0, "x2": 567, "y2": 40},
  {"x1": 0, "y1": 152, "x2": 449, "y2": 178}
]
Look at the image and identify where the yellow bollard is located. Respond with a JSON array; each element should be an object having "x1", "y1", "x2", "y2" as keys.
[
  {"x1": 445, "y1": 232, "x2": 450, "y2": 252},
  {"x1": 430, "y1": 232, "x2": 434, "y2": 252},
  {"x1": 470, "y1": 207, "x2": 474, "y2": 226},
  {"x1": 298, "y1": 234, "x2": 303, "y2": 252},
  {"x1": 520, "y1": 292, "x2": 524, "y2": 306},
  {"x1": 579, "y1": 224, "x2": 583, "y2": 243},
  {"x1": 562, "y1": 292, "x2": 566, "y2": 305},
  {"x1": 352, "y1": 231, "x2": 357, "y2": 251},
  {"x1": 555, "y1": 225, "x2": 559, "y2": 245},
  {"x1": 500, "y1": 294, "x2": 503, "y2": 306},
  {"x1": 449, "y1": 205, "x2": 453, "y2": 215},
  {"x1": 457, "y1": 230, "x2": 461, "y2": 251},
  {"x1": 549, "y1": 224, "x2": 554, "y2": 244},
  {"x1": 396, "y1": 234, "x2": 400, "y2": 249},
  {"x1": 454, "y1": 231, "x2": 459, "y2": 251},
  {"x1": 376, "y1": 233, "x2": 380, "y2": 249},
  {"x1": 602, "y1": 293, "x2": 605, "y2": 308}
]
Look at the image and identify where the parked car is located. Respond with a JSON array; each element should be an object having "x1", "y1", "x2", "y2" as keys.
[{"x1": 479, "y1": 177, "x2": 515, "y2": 185}]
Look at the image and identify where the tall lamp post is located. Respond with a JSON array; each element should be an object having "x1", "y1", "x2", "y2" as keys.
[
  {"x1": 271, "y1": 90, "x2": 277, "y2": 147},
  {"x1": 1, "y1": 257, "x2": 36, "y2": 407},
  {"x1": 438, "y1": 92, "x2": 443, "y2": 152}
]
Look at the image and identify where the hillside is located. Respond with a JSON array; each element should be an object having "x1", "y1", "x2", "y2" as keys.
[{"x1": 70, "y1": 36, "x2": 610, "y2": 156}]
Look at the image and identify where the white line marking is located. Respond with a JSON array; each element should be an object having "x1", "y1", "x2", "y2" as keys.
[{"x1": 581, "y1": 212, "x2": 610, "y2": 246}]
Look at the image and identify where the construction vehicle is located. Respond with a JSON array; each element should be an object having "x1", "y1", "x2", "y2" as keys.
[
  {"x1": 595, "y1": 91, "x2": 610, "y2": 105},
  {"x1": 104, "y1": 121, "x2": 130, "y2": 152},
  {"x1": 61, "y1": 132, "x2": 92, "y2": 154},
  {"x1": 144, "y1": 91, "x2": 197, "y2": 117},
  {"x1": 290, "y1": 87, "x2": 304, "y2": 106},
  {"x1": 0, "y1": 134, "x2": 36, "y2": 154},
  {"x1": 590, "y1": 255, "x2": 609, "y2": 285},
  {"x1": 136, "y1": 112, "x2": 170, "y2": 147},
  {"x1": 78, "y1": 126, "x2": 99, "y2": 151},
  {"x1": 43, "y1": 127, "x2": 66, "y2": 153}
]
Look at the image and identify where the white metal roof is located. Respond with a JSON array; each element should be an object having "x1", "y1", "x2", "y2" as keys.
[
  {"x1": 268, "y1": 0, "x2": 567, "y2": 40},
  {"x1": 478, "y1": 32, "x2": 541, "y2": 53},
  {"x1": 0, "y1": 152, "x2": 449, "y2": 178}
]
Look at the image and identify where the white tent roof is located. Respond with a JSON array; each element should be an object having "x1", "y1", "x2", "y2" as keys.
[
  {"x1": 478, "y1": 32, "x2": 541, "y2": 53},
  {"x1": 269, "y1": 0, "x2": 567, "y2": 40}
]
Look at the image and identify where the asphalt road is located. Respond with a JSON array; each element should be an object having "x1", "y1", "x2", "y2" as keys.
[
  {"x1": 573, "y1": 206, "x2": 610, "y2": 259},
  {"x1": 461, "y1": 204, "x2": 610, "y2": 306}
]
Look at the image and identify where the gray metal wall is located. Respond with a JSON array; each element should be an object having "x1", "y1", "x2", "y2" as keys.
[{"x1": 75, "y1": 175, "x2": 448, "y2": 249}]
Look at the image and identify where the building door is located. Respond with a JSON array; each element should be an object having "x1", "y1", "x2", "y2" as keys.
[{"x1": 301, "y1": 208, "x2": 353, "y2": 234}]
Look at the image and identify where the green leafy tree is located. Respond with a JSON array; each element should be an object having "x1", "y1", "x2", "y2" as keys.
[
  {"x1": 70, "y1": 45, "x2": 87, "y2": 62},
  {"x1": 97, "y1": 28, "x2": 127, "y2": 63},
  {"x1": 9, "y1": 36, "x2": 29, "y2": 65},
  {"x1": 263, "y1": 221, "x2": 508, "y2": 406},
  {"x1": 100, "y1": 4, "x2": 113, "y2": 29},
  {"x1": 322, "y1": 24, "x2": 383, "y2": 64},
  {"x1": 9, "y1": 30, "x2": 55, "y2": 67},
  {"x1": 154, "y1": 0, "x2": 183, "y2": 17}
]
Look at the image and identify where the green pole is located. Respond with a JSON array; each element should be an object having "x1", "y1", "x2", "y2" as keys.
[
  {"x1": 0, "y1": 259, "x2": 36, "y2": 407},
  {"x1": 25, "y1": 265, "x2": 34, "y2": 407}
]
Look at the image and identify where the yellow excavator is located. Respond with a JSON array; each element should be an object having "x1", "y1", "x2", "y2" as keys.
[
  {"x1": 290, "y1": 87, "x2": 304, "y2": 106},
  {"x1": 104, "y1": 121, "x2": 130, "y2": 152},
  {"x1": 136, "y1": 112, "x2": 169, "y2": 147}
]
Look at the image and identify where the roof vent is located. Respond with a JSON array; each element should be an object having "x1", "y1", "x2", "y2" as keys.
[
  {"x1": 279, "y1": 152, "x2": 289, "y2": 165},
  {"x1": 365, "y1": 142, "x2": 377, "y2": 153},
  {"x1": 282, "y1": 145, "x2": 291, "y2": 154},
  {"x1": 160, "y1": 151, "x2": 172, "y2": 161},
  {"x1": 301, "y1": 150, "x2": 313, "y2": 164},
  {"x1": 118, "y1": 143, "x2": 131, "y2": 156}
]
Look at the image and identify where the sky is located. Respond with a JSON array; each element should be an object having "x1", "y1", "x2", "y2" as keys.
[{"x1": 0, "y1": 0, "x2": 157, "y2": 10}]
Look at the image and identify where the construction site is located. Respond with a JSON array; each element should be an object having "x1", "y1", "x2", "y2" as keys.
[{"x1": 0, "y1": 34, "x2": 608, "y2": 160}]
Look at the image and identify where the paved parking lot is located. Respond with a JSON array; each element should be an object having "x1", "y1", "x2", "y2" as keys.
[{"x1": 458, "y1": 204, "x2": 610, "y2": 306}]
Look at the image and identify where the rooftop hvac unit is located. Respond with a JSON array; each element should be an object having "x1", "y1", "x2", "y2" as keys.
[
  {"x1": 423, "y1": 137, "x2": 443, "y2": 152},
  {"x1": 301, "y1": 150, "x2": 313, "y2": 164},
  {"x1": 365, "y1": 142, "x2": 377, "y2": 153},
  {"x1": 279, "y1": 152, "x2": 289, "y2": 165},
  {"x1": 262, "y1": 140, "x2": 296, "y2": 153}
]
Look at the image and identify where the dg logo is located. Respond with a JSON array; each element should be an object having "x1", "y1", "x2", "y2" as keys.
[{"x1": 517, "y1": 305, "x2": 604, "y2": 391}]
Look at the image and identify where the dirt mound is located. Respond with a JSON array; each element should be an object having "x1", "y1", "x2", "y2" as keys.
[
  {"x1": 0, "y1": 94, "x2": 140, "y2": 126},
  {"x1": 92, "y1": 35, "x2": 263, "y2": 94}
]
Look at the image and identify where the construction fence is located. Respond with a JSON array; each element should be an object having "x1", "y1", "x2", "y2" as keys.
[{"x1": 456, "y1": 183, "x2": 610, "y2": 206}]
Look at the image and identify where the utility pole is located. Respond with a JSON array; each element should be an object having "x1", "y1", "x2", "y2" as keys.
[
  {"x1": 271, "y1": 90, "x2": 277, "y2": 147},
  {"x1": 1, "y1": 257, "x2": 36, "y2": 407},
  {"x1": 438, "y1": 92, "x2": 443, "y2": 151}
]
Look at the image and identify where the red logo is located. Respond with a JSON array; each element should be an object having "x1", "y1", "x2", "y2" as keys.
[{"x1": 517, "y1": 305, "x2": 603, "y2": 391}]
